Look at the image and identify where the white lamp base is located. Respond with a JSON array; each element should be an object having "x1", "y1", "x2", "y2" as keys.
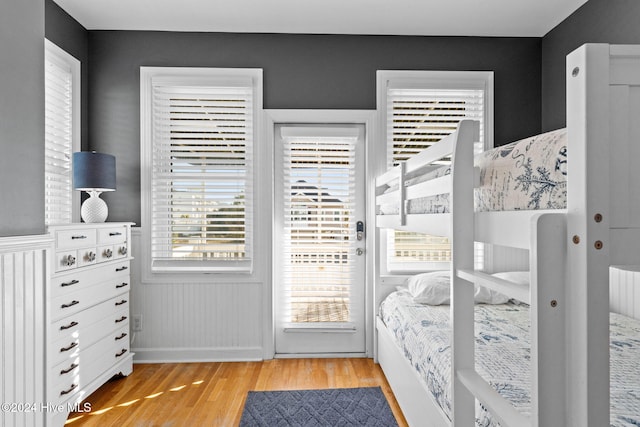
[{"x1": 81, "y1": 191, "x2": 108, "y2": 223}]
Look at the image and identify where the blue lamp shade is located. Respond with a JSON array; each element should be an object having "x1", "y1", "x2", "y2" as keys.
[
  {"x1": 73, "y1": 152, "x2": 116, "y2": 191},
  {"x1": 72, "y1": 152, "x2": 116, "y2": 223}
]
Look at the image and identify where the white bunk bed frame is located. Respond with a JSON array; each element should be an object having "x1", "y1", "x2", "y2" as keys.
[{"x1": 374, "y1": 44, "x2": 640, "y2": 427}]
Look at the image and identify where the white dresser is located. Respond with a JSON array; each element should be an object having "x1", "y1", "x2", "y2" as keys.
[{"x1": 46, "y1": 223, "x2": 134, "y2": 426}]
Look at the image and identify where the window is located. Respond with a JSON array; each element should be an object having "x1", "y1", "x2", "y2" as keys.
[
  {"x1": 377, "y1": 70, "x2": 493, "y2": 273},
  {"x1": 44, "y1": 40, "x2": 80, "y2": 225},
  {"x1": 140, "y1": 67, "x2": 262, "y2": 274}
]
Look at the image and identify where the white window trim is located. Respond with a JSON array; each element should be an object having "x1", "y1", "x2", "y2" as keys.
[
  {"x1": 140, "y1": 67, "x2": 263, "y2": 283},
  {"x1": 377, "y1": 70, "x2": 494, "y2": 276},
  {"x1": 44, "y1": 39, "x2": 81, "y2": 225}
]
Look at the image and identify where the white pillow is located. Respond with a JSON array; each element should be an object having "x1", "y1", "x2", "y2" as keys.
[
  {"x1": 405, "y1": 270, "x2": 525, "y2": 305},
  {"x1": 476, "y1": 271, "x2": 530, "y2": 304},
  {"x1": 405, "y1": 271, "x2": 451, "y2": 305},
  {"x1": 474, "y1": 283, "x2": 510, "y2": 304}
]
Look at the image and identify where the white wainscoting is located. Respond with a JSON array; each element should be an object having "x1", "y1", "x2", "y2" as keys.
[
  {"x1": 130, "y1": 229, "x2": 265, "y2": 362},
  {"x1": 1, "y1": 234, "x2": 50, "y2": 427},
  {"x1": 486, "y1": 244, "x2": 529, "y2": 274},
  {"x1": 610, "y1": 265, "x2": 640, "y2": 320}
]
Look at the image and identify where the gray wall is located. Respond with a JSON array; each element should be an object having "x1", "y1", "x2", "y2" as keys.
[
  {"x1": 87, "y1": 31, "x2": 542, "y2": 225},
  {"x1": 0, "y1": 0, "x2": 45, "y2": 237},
  {"x1": 45, "y1": 0, "x2": 89, "y2": 146},
  {"x1": 12, "y1": 0, "x2": 639, "y2": 236},
  {"x1": 542, "y1": 0, "x2": 640, "y2": 131}
]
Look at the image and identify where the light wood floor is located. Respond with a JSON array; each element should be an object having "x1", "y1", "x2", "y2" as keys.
[{"x1": 66, "y1": 358, "x2": 408, "y2": 427}]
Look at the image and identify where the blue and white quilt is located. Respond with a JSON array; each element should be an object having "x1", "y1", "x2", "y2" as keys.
[
  {"x1": 380, "y1": 128, "x2": 568, "y2": 214},
  {"x1": 379, "y1": 289, "x2": 640, "y2": 426}
]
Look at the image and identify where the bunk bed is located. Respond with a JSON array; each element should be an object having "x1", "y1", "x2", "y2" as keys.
[{"x1": 374, "y1": 43, "x2": 640, "y2": 427}]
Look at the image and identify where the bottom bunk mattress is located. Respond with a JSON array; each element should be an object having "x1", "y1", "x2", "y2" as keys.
[{"x1": 379, "y1": 289, "x2": 640, "y2": 426}]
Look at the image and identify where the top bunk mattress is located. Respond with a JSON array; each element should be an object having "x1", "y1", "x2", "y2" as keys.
[
  {"x1": 379, "y1": 289, "x2": 640, "y2": 426},
  {"x1": 379, "y1": 128, "x2": 567, "y2": 214}
]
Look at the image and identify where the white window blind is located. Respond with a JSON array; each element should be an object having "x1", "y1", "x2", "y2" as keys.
[
  {"x1": 143, "y1": 69, "x2": 260, "y2": 273},
  {"x1": 380, "y1": 71, "x2": 492, "y2": 273},
  {"x1": 281, "y1": 128, "x2": 358, "y2": 324},
  {"x1": 44, "y1": 40, "x2": 79, "y2": 225},
  {"x1": 387, "y1": 88, "x2": 485, "y2": 165}
]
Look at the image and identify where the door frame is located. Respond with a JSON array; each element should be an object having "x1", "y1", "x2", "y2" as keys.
[{"x1": 263, "y1": 109, "x2": 377, "y2": 359}]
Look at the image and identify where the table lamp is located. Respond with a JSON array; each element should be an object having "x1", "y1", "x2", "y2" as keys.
[{"x1": 73, "y1": 151, "x2": 116, "y2": 223}]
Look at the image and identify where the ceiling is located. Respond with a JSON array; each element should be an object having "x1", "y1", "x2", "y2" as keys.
[{"x1": 53, "y1": 0, "x2": 588, "y2": 37}]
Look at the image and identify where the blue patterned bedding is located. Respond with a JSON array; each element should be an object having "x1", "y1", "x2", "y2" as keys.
[
  {"x1": 379, "y1": 289, "x2": 640, "y2": 426},
  {"x1": 379, "y1": 128, "x2": 567, "y2": 214}
]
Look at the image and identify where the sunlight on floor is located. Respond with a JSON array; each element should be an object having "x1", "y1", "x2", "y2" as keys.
[{"x1": 64, "y1": 379, "x2": 207, "y2": 425}]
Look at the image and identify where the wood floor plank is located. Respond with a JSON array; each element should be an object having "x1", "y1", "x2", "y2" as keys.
[{"x1": 66, "y1": 358, "x2": 408, "y2": 427}]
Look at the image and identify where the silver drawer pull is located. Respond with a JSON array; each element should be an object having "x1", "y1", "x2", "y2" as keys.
[
  {"x1": 60, "y1": 321, "x2": 78, "y2": 331},
  {"x1": 115, "y1": 315, "x2": 128, "y2": 323},
  {"x1": 60, "y1": 363, "x2": 79, "y2": 375},
  {"x1": 71, "y1": 235, "x2": 87, "y2": 240},
  {"x1": 115, "y1": 348, "x2": 128, "y2": 358},
  {"x1": 119, "y1": 246, "x2": 128, "y2": 256},
  {"x1": 103, "y1": 248, "x2": 113, "y2": 258},
  {"x1": 115, "y1": 332, "x2": 128, "y2": 341},
  {"x1": 61, "y1": 279, "x2": 79, "y2": 287},
  {"x1": 109, "y1": 232, "x2": 122, "y2": 236},
  {"x1": 85, "y1": 251, "x2": 96, "y2": 262},
  {"x1": 116, "y1": 282, "x2": 128, "y2": 289},
  {"x1": 115, "y1": 299, "x2": 128, "y2": 306},
  {"x1": 60, "y1": 342, "x2": 78, "y2": 353},
  {"x1": 60, "y1": 383, "x2": 78, "y2": 396},
  {"x1": 115, "y1": 266, "x2": 128, "y2": 272},
  {"x1": 61, "y1": 300, "x2": 79, "y2": 309},
  {"x1": 63, "y1": 255, "x2": 76, "y2": 267}
]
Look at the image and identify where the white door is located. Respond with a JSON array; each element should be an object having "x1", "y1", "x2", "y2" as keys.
[{"x1": 274, "y1": 123, "x2": 367, "y2": 355}]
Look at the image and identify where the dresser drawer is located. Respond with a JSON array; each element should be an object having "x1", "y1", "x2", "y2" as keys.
[
  {"x1": 51, "y1": 261, "x2": 130, "y2": 299},
  {"x1": 98, "y1": 226, "x2": 128, "y2": 244},
  {"x1": 55, "y1": 228, "x2": 97, "y2": 250},
  {"x1": 49, "y1": 301, "x2": 129, "y2": 366},
  {"x1": 82, "y1": 328, "x2": 131, "y2": 387},
  {"x1": 49, "y1": 315, "x2": 130, "y2": 370},
  {"x1": 50, "y1": 294, "x2": 130, "y2": 344},
  {"x1": 50, "y1": 333, "x2": 81, "y2": 368},
  {"x1": 77, "y1": 246, "x2": 98, "y2": 267},
  {"x1": 49, "y1": 324, "x2": 130, "y2": 404},
  {"x1": 50, "y1": 274, "x2": 130, "y2": 321}
]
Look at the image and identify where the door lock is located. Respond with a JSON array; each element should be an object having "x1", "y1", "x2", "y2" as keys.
[
  {"x1": 356, "y1": 248, "x2": 364, "y2": 256},
  {"x1": 356, "y1": 221, "x2": 365, "y2": 241}
]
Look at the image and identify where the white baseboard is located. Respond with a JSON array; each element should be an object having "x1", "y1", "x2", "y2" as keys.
[{"x1": 132, "y1": 346, "x2": 264, "y2": 363}]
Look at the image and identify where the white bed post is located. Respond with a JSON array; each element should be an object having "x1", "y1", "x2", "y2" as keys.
[
  {"x1": 565, "y1": 44, "x2": 611, "y2": 427},
  {"x1": 450, "y1": 120, "x2": 479, "y2": 426}
]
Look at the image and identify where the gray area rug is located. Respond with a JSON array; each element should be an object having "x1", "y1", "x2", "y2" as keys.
[{"x1": 239, "y1": 386, "x2": 399, "y2": 426}]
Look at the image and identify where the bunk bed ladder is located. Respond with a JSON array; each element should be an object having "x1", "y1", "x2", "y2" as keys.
[
  {"x1": 450, "y1": 120, "x2": 479, "y2": 426},
  {"x1": 455, "y1": 213, "x2": 567, "y2": 427}
]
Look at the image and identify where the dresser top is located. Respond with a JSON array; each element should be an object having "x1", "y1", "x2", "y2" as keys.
[{"x1": 47, "y1": 222, "x2": 135, "y2": 231}]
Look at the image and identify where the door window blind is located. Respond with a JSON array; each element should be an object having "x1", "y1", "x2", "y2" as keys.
[
  {"x1": 386, "y1": 86, "x2": 485, "y2": 271},
  {"x1": 281, "y1": 128, "x2": 358, "y2": 324},
  {"x1": 44, "y1": 41, "x2": 78, "y2": 225},
  {"x1": 149, "y1": 79, "x2": 254, "y2": 271}
]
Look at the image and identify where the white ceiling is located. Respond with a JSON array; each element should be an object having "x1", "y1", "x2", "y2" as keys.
[{"x1": 52, "y1": 0, "x2": 588, "y2": 37}]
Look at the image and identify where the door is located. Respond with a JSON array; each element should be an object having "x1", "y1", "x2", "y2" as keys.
[{"x1": 274, "y1": 123, "x2": 366, "y2": 355}]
